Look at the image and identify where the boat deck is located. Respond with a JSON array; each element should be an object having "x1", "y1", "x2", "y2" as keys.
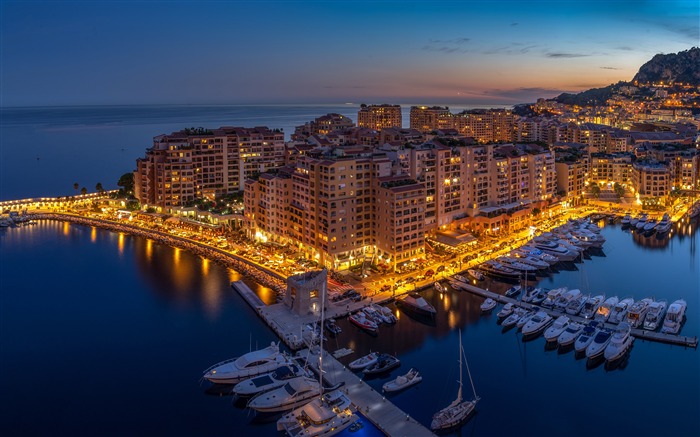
[
  {"x1": 297, "y1": 348, "x2": 435, "y2": 437},
  {"x1": 460, "y1": 283, "x2": 698, "y2": 348}
]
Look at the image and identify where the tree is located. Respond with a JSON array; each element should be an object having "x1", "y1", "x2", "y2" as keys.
[
  {"x1": 591, "y1": 184, "x2": 601, "y2": 198},
  {"x1": 73, "y1": 182, "x2": 79, "y2": 195},
  {"x1": 95, "y1": 182, "x2": 104, "y2": 193},
  {"x1": 117, "y1": 172, "x2": 134, "y2": 195},
  {"x1": 80, "y1": 187, "x2": 87, "y2": 195}
]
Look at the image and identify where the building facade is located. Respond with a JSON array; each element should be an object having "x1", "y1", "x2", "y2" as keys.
[{"x1": 357, "y1": 104, "x2": 402, "y2": 130}]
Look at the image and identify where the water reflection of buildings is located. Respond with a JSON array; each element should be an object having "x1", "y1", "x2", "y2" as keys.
[{"x1": 630, "y1": 217, "x2": 698, "y2": 254}]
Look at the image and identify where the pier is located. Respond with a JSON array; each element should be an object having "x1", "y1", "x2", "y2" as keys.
[{"x1": 460, "y1": 283, "x2": 698, "y2": 348}]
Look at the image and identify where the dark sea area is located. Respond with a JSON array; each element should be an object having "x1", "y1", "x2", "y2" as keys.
[{"x1": 1, "y1": 106, "x2": 699, "y2": 436}]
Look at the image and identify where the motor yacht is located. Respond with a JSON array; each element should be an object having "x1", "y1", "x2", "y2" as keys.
[
  {"x1": 594, "y1": 296, "x2": 619, "y2": 323},
  {"x1": 580, "y1": 294, "x2": 605, "y2": 319},
  {"x1": 574, "y1": 322, "x2": 600, "y2": 353},
  {"x1": 349, "y1": 312, "x2": 379, "y2": 332},
  {"x1": 348, "y1": 352, "x2": 379, "y2": 371},
  {"x1": 531, "y1": 288, "x2": 548, "y2": 305},
  {"x1": 453, "y1": 274, "x2": 469, "y2": 283},
  {"x1": 521, "y1": 311, "x2": 553, "y2": 337},
  {"x1": 396, "y1": 293, "x2": 437, "y2": 318},
  {"x1": 521, "y1": 286, "x2": 539, "y2": 303},
  {"x1": 248, "y1": 376, "x2": 322, "y2": 413},
  {"x1": 232, "y1": 364, "x2": 308, "y2": 398},
  {"x1": 626, "y1": 298, "x2": 653, "y2": 328},
  {"x1": 608, "y1": 297, "x2": 634, "y2": 324},
  {"x1": 620, "y1": 214, "x2": 631, "y2": 227},
  {"x1": 515, "y1": 247, "x2": 559, "y2": 265},
  {"x1": 364, "y1": 354, "x2": 400, "y2": 376},
  {"x1": 508, "y1": 253, "x2": 550, "y2": 270},
  {"x1": 643, "y1": 218, "x2": 657, "y2": 235},
  {"x1": 661, "y1": 299, "x2": 687, "y2": 334},
  {"x1": 276, "y1": 389, "x2": 358, "y2": 437},
  {"x1": 203, "y1": 342, "x2": 289, "y2": 385},
  {"x1": 532, "y1": 239, "x2": 580, "y2": 262},
  {"x1": 434, "y1": 281, "x2": 446, "y2": 293},
  {"x1": 544, "y1": 315, "x2": 570, "y2": 342},
  {"x1": 324, "y1": 318, "x2": 342, "y2": 335},
  {"x1": 565, "y1": 293, "x2": 588, "y2": 316},
  {"x1": 542, "y1": 287, "x2": 565, "y2": 308},
  {"x1": 635, "y1": 214, "x2": 648, "y2": 231},
  {"x1": 504, "y1": 285, "x2": 521, "y2": 298},
  {"x1": 690, "y1": 201, "x2": 700, "y2": 219},
  {"x1": 467, "y1": 269, "x2": 485, "y2": 281},
  {"x1": 554, "y1": 288, "x2": 582, "y2": 312},
  {"x1": 516, "y1": 310, "x2": 536, "y2": 330},
  {"x1": 643, "y1": 299, "x2": 667, "y2": 331},
  {"x1": 480, "y1": 298, "x2": 497, "y2": 312},
  {"x1": 497, "y1": 302, "x2": 515, "y2": 318},
  {"x1": 479, "y1": 260, "x2": 521, "y2": 281},
  {"x1": 586, "y1": 328, "x2": 613, "y2": 359},
  {"x1": 557, "y1": 321, "x2": 585, "y2": 347},
  {"x1": 373, "y1": 304, "x2": 398, "y2": 324},
  {"x1": 629, "y1": 215, "x2": 640, "y2": 227},
  {"x1": 362, "y1": 306, "x2": 385, "y2": 325},
  {"x1": 502, "y1": 308, "x2": 527, "y2": 328},
  {"x1": 382, "y1": 368, "x2": 422, "y2": 393},
  {"x1": 497, "y1": 257, "x2": 538, "y2": 276},
  {"x1": 655, "y1": 213, "x2": 672, "y2": 235},
  {"x1": 604, "y1": 323, "x2": 634, "y2": 362}
]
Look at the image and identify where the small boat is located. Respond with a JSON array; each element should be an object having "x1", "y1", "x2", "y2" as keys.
[
  {"x1": 565, "y1": 293, "x2": 588, "y2": 316},
  {"x1": 516, "y1": 310, "x2": 536, "y2": 330},
  {"x1": 349, "y1": 312, "x2": 379, "y2": 332},
  {"x1": 635, "y1": 214, "x2": 648, "y2": 231},
  {"x1": 521, "y1": 311, "x2": 553, "y2": 337},
  {"x1": 643, "y1": 218, "x2": 657, "y2": 234},
  {"x1": 655, "y1": 213, "x2": 672, "y2": 235},
  {"x1": 520, "y1": 286, "x2": 538, "y2": 303},
  {"x1": 382, "y1": 368, "x2": 422, "y2": 393},
  {"x1": 574, "y1": 322, "x2": 600, "y2": 353},
  {"x1": 579, "y1": 294, "x2": 605, "y2": 319},
  {"x1": 480, "y1": 298, "x2": 497, "y2": 312},
  {"x1": 276, "y1": 389, "x2": 358, "y2": 437},
  {"x1": 643, "y1": 299, "x2": 667, "y2": 331},
  {"x1": 629, "y1": 215, "x2": 640, "y2": 227},
  {"x1": 531, "y1": 288, "x2": 548, "y2": 305},
  {"x1": 542, "y1": 287, "x2": 565, "y2": 308},
  {"x1": 557, "y1": 321, "x2": 585, "y2": 347},
  {"x1": 661, "y1": 299, "x2": 687, "y2": 334},
  {"x1": 594, "y1": 296, "x2": 619, "y2": 323},
  {"x1": 554, "y1": 288, "x2": 581, "y2": 312},
  {"x1": 449, "y1": 280, "x2": 467, "y2": 291},
  {"x1": 364, "y1": 354, "x2": 400, "y2": 375},
  {"x1": 604, "y1": 323, "x2": 634, "y2": 362},
  {"x1": 348, "y1": 352, "x2": 379, "y2": 371},
  {"x1": 504, "y1": 285, "x2": 521, "y2": 298},
  {"x1": 479, "y1": 261, "x2": 521, "y2": 280},
  {"x1": 544, "y1": 315, "x2": 570, "y2": 342},
  {"x1": 202, "y1": 342, "x2": 289, "y2": 384},
  {"x1": 324, "y1": 318, "x2": 342, "y2": 335},
  {"x1": 431, "y1": 330, "x2": 479, "y2": 431},
  {"x1": 502, "y1": 308, "x2": 527, "y2": 328},
  {"x1": 609, "y1": 297, "x2": 634, "y2": 324},
  {"x1": 232, "y1": 364, "x2": 308, "y2": 398},
  {"x1": 467, "y1": 269, "x2": 484, "y2": 281},
  {"x1": 396, "y1": 293, "x2": 437, "y2": 318},
  {"x1": 434, "y1": 281, "x2": 445, "y2": 293},
  {"x1": 453, "y1": 274, "x2": 468, "y2": 283},
  {"x1": 373, "y1": 304, "x2": 398, "y2": 324},
  {"x1": 586, "y1": 328, "x2": 613, "y2": 359},
  {"x1": 620, "y1": 214, "x2": 631, "y2": 227},
  {"x1": 626, "y1": 298, "x2": 653, "y2": 328},
  {"x1": 248, "y1": 376, "x2": 322, "y2": 413},
  {"x1": 362, "y1": 306, "x2": 386, "y2": 325},
  {"x1": 497, "y1": 302, "x2": 515, "y2": 318}
]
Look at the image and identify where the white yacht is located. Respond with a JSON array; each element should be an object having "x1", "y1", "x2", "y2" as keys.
[
  {"x1": 542, "y1": 287, "x2": 565, "y2": 308},
  {"x1": 276, "y1": 389, "x2": 358, "y2": 437},
  {"x1": 655, "y1": 213, "x2": 672, "y2": 235},
  {"x1": 643, "y1": 218, "x2": 657, "y2": 233},
  {"x1": 515, "y1": 247, "x2": 559, "y2": 265},
  {"x1": 608, "y1": 297, "x2": 634, "y2": 324},
  {"x1": 497, "y1": 302, "x2": 515, "y2": 318},
  {"x1": 604, "y1": 323, "x2": 634, "y2": 362},
  {"x1": 232, "y1": 363, "x2": 308, "y2": 397},
  {"x1": 516, "y1": 310, "x2": 536, "y2": 330},
  {"x1": 431, "y1": 330, "x2": 480, "y2": 432},
  {"x1": 203, "y1": 342, "x2": 289, "y2": 384},
  {"x1": 635, "y1": 214, "x2": 648, "y2": 231},
  {"x1": 521, "y1": 311, "x2": 553, "y2": 337},
  {"x1": 508, "y1": 253, "x2": 549, "y2": 270},
  {"x1": 574, "y1": 322, "x2": 600, "y2": 353},
  {"x1": 626, "y1": 298, "x2": 653, "y2": 328},
  {"x1": 557, "y1": 322, "x2": 585, "y2": 347},
  {"x1": 248, "y1": 376, "x2": 322, "y2": 413},
  {"x1": 580, "y1": 294, "x2": 605, "y2": 319},
  {"x1": 594, "y1": 296, "x2": 619, "y2": 323},
  {"x1": 643, "y1": 300, "x2": 667, "y2": 331},
  {"x1": 373, "y1": 304, "x2": 398, "y2": 324},
  {"x1": 382, "y1": 368, "x2": 422, "y2": 393},
  {"x1": 480, "y1": 298, "x2": 497, "y2": 312},
  {"x1": 502, "y1": 308, "x2": 527, "y2": 328},
  {"x1": 554, "y1": 288, "x2": 581, "y2": 312},
  {"x1": 565, "y1": 293, "x2": 588, "y2": 316},
  {"x1": 521, "y1": 286, "x2": 540, "y2": 303},
  {"x1": 661, "y1": 299, "x2": 687, "y2": 334},
  {"x1": 348, "y1": 352, "x2": 379, "y2": 371},
  {"x1": 544, "y1": 315, "x2": 570, "y2": 342},
  {"x1": 629, "y1": 215, "x2": 640, "y2": 227},
  {"x1": 586, "y1": 328, "x2": 613, "y2": 359},
  {"x1": 532, "y1": 239, "x2": 580, "y2": 262},
  {"x1": 620, "y1": 214, "x2": 631, "y2": 226}
]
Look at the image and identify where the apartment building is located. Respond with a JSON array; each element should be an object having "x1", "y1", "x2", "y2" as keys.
[
  {"x1": 409, "y1": 106, "x2": 452, "y2": 132},
  {"x1": 357, "y1": 104, "x2": 402, "y2": 130},
  {"x1": 453, "y1": 109, "x2": 515, "y2": 143},
  {"x1": 589, "y1": 153, "x2": 633, "y2": 186},
  {"x1": 134, "y1": 126, "x2": 285, "y2": 210},
  {"x1": 630, "y1": 160, "x2": 671, "y2": 204},
  {"x1": 292, "y1": 113, "x2": 355, "y2": 140}
]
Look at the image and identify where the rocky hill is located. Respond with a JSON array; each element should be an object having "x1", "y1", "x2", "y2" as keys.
[{"x1": 633, "y1": 47, "x2": 699, "y2": 85}]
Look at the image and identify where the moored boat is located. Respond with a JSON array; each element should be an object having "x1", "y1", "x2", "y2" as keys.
[
  {"x1": 479, "y1": 260, "x2": 521, "y2": 281},
  {"x1": 248, "y1": 376, "x2": 322, "y2": 413},
  {"x1": 557, "y1": 321, "x2": 585, "y2": 347},
  {"x1": 497, "y1": 302, "x2": 515, "y2": 318},
  {"x1": 276, "y1": 389, "x2": 358, "y2": 437},
  {"x1": 580, "y1": 294, "x2": 605, "y2": 319},
  {"x1": 480, "y1": 298, "x2": 497, "y2": 312},
  {"x1": 609, "y1": 297, "x2": 635, "y2": 324},
  {"x1": 348, "y1": 352, "x2": 379, "y2": 371},
  {"x1": 203, "y1": 342, "x2": 289, "y2": 385},
  {"x1": 324, "y1": 318, "x2": 342, "y2": 335},
  {"x1": 364, "y1": 354, "x2": 400, "y2": 376},
  {"x1": 521, "y1": 311, "x2": 553, "y2": 337},
  {"x1": 544, "y1": 315, "x2": 570, "y2": 342},
  {"x1": 574, "y1": 321, "x2": 600, "y2": 353},
  {"x1": 396, "y1": 293, "x2": 437, "y2": 318},
  {"x1": 626, "y1": 298, "x2": 653, "y2": 328},
  {"x1": 554, "y1": 288, "x2": 581, "y2": 312},
  {"x1": 604, "y1": 322, "x2": 634, "y2": 362},
  {"x1": 467, "y1": 269, "x2": 485, "y2": 281},
  {"x1": 349, "y1": 312, "x2": 379, "y2": 332},
  {"x1": 586, "y1": 328, "x2": 613, "y2": 359},
  {"x1": 565, "y1": 293, "x2": 588, "y2": 316},
  {"x1": 382, "y1": 368, "x2": 422, "y2": 393},
  {"x1": 661, "y1": 299, "x2": 687, "y2": 334},
  {"x1": 594, "y1": 296, "x2": 619, "y2": 323},
  {"x1": 643, "y1": 299, "x2": 667, "y2": 331},
  {"x1": 504, "y1": 285, "x2": 521, "y2": 298},
  {"x1": 542, "y1": 287, "x2": 565, "y2": 308},
  {"x1": 232, "y1": 363, "x2": 308, "y2": 398},
  {"x1": 502, "y1": 308, "x2": 527, "y2": 328}
]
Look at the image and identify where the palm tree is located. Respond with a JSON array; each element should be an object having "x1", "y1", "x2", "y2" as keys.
[
  {"x1": 73, "y1": 182, "x2": 79, "y2": 195},
  {"x1": 80, "y1": 187, "x2": 87, "y2": 196},
  {"x1": 95, "y1": 182, "x2": 104, "y2": 193}
]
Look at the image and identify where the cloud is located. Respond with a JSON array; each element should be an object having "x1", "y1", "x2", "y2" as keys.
[
  {"x1": 428, "y1": 37, "x2": 470, "y2": 45},
  {"x1": 486, "y1": 87, "x2": 565, "y2": 98},
  {"x1": 422, "y1": 38, "x2": 471, "y2": 54},
  {"x1": 615, "y1": 46, "x2": 634, "y2": 51},
  {"x1": 600, "y1": 66, "x2": 621, "y2": 70},
  {"x1": 545, "y1": 52, "x2": 590, "y2": 58},
  {"x1": 510, "y1": 22, "x2": 518, "y2": 26}
]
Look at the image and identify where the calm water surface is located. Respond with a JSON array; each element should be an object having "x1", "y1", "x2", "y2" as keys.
[{"x1": 1, "y1": 218, "x2": 698, "y2": 436}]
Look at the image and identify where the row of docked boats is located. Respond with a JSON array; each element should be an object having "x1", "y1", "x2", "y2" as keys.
[
  {"x1": 620, "y1": 213, "x2": 673, "y2": 236},
  {"x1": 348, "y1": 303, "x2": 398, "y2": 333},
  {"x1": 348, "y1": 351, "x2": 423, "y2": 393}
]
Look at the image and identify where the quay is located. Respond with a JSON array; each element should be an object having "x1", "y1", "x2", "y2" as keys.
[{"x1": 460, "y1": 283, "x2": 698, "y2": 348}]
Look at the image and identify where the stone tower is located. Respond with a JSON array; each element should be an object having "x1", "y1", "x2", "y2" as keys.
[{"x1": 284, "y1": 268, "x2": 328, "y2": 316}]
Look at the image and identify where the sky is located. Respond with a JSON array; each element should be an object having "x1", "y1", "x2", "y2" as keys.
[{"x1": 1, "y1": 0, "x2": 698, "y2": 107}]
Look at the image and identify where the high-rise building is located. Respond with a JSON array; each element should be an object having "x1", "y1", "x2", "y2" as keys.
[
  {"x1": 409, "y1": 106, "x2": 452, "y2": 132},
  {"x1": 452, "y1": 109, "x2": 515, "y2": 143},
  {"x1": 292, "y1": 113, "x2": 355, "y2": 140},
  {"x1": 357, "y1": 104, "x2": 402, "y2": 130}
]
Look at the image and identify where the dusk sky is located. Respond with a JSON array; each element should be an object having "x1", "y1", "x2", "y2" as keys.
[{"x1": 1, "y1": 0, "x2": 698, "y2": 107}]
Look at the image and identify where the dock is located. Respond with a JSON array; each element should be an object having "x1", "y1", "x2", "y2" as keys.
[
  {"x1": 298, "y1": 348, "x2": 435, "y2": 437},
  {"x1": 231, "y1": 280, "x2": 265, "y2": 309},
  {"x1": 460, "y1": 283, "x2": 698, "y2": 348}
]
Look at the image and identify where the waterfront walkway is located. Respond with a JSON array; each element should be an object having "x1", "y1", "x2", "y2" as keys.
[{"x1": 460, "y1": 283, "x2": 699, "y2": 348}]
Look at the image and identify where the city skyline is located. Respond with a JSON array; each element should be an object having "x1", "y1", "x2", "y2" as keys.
[{"x1": 1, "y1": 0, "x2": 698, "y2": 108}]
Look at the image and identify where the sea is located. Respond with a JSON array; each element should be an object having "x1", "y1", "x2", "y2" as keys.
[{"x1": 1, "y1": 106, "x2": 699, "y2": 437}]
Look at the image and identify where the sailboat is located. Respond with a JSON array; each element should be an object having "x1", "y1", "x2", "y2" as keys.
[
  {"x1": 276, "y1": 280, "x2": 359, "y2": 436},
  {"x1": 431, "y1": 330, "x2": 480, "y2": 431}
]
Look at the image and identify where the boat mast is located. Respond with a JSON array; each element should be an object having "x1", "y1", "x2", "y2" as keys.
[
  {"x1": 456, "y1": 330, "x2": 463, "y2": 403},
  {"x1": 318, "y1": 280, "x2": 325, "y2": 397},
  {"x1": 463, "y1": 341, "x2": 479, "y2": 402}
]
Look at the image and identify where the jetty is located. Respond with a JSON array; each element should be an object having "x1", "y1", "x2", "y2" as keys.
[{"x1": 460, "y1": 283, "x2": 698, "y2": 348}]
